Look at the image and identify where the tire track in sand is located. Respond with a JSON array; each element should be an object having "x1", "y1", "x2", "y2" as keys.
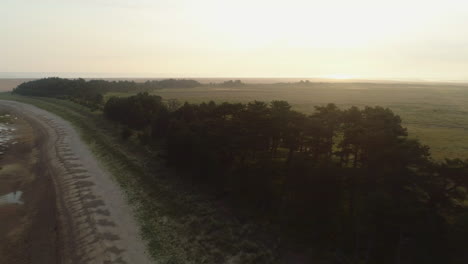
[{"x1": 0, "y1": 100, "x2": 152, "y2": 264}]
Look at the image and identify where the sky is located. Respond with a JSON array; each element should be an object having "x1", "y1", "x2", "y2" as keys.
[{"x1": 2, "y1": 0, "x2": 468, "y2": 80}]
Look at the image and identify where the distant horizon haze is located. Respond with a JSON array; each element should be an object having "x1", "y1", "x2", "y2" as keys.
[
  {"x1": 2, "y1": 0, "x2": 468, "y2": 81},
  {"x1": 1, "y1": 72, "x2": 468, "y2": 84}
]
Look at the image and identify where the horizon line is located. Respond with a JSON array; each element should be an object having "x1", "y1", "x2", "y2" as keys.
[{"x1": 1, "y1": 72, "x2": 468, "y2": 84}]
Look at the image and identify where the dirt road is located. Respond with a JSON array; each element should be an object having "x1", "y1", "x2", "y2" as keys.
[{"x1": 0, "y1": 100, "x2": 152, "y2": 264}]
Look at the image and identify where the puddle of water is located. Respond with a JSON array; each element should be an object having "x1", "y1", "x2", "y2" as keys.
[
  {"x1": 0, "y1": 121, "x2": 16, "y2": 153},
  {"x1": 0, "y1": 191, "x2": 23, "y2": 206}
]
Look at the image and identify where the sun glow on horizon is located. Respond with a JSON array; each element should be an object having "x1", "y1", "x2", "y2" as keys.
[{"x1": 324, "y1": 74, "x2": 359, "y2": 80}]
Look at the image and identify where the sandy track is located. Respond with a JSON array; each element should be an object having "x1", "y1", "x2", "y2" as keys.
[{"x1": 0, "y1": 100, "x2": 152, "y2": 264}]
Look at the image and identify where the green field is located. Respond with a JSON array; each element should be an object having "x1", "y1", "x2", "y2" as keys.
[{"x1": 107, "y1": 82, "x2": 468, "y2": 160}]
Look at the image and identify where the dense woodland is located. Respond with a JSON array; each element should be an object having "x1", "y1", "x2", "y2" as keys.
[
  {"x1": 13, "y1": 79, "x2": 468, "y2": 263},
  {"x1": 104, "y1": 93, "x2": 468, "y2": 263}
]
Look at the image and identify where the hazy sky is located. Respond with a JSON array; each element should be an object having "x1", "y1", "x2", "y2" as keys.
[{"x1": 2, "y1": 0, "x2": 468, "y2": 80}]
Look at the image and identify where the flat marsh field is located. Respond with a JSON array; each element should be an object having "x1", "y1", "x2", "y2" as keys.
[{"x1": 108, "y1": 81, "x2": 468, "y2": 160}]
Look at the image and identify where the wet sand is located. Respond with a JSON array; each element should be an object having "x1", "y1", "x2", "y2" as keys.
[
  {"x1": 0, "y1": 100, "x2": 151, "y2": 264},
  {"x1": 0, "y1": 108, "x2": 58, "y2": 263}
]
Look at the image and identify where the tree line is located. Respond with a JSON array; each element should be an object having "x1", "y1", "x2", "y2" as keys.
[
  {"x1": 12, "y1": 78, "x2": 202, "y2": 109},
  {"x1": 103, "y1": 93, "x2": 468, "y2": 264},
  {"x1": 13, "y1": 78, "x2": 104, "y2": 109}
]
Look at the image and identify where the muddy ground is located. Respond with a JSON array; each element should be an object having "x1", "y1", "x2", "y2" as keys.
[
  {"x1": 0, "y1": 109, "x2": 58, "y2": 263},
  {"x1": 0, "y1": 100, "x2": 151, "y2": 264}
]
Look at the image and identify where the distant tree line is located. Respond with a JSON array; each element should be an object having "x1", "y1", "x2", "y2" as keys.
[
  {"x1": 12, "y1": 78, "x2": 104, "y2": 109},
  {"x1": 12, "y1": 77, "x2": 202, "y2": 109},
  {"x1": 142, "y1": 79, "x2": 201, "y2": 89},
  {"x1": 206, "y1": 80, "x2": 246, "y2": 87},
  {"x1": 220, "y1": 79, "x2": 245, "y2": 87},
  {"x1": 103, "y1": 92, "x2": 468, "y2": 264}
]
